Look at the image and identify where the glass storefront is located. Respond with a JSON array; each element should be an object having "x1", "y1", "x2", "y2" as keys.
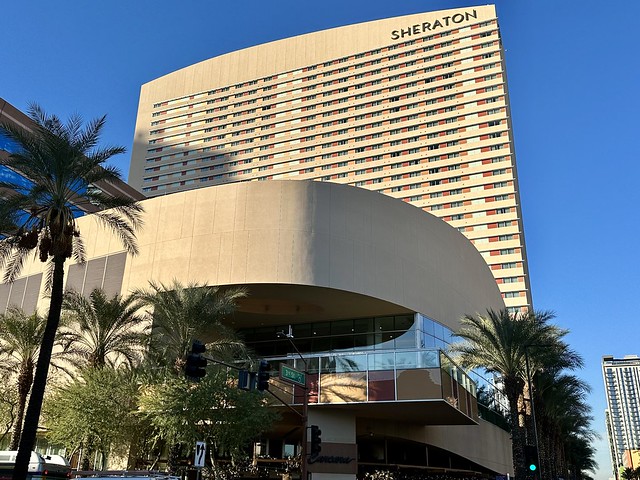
[{"x1": 240, "y1": 312, "x2": 457, "y2": 356}]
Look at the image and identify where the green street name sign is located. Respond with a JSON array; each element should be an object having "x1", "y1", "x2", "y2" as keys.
[{"x1": 280, "y1": 364, "x2": 306, "y2": 386}]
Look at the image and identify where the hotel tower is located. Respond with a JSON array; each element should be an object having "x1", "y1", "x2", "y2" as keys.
[{"x1": 129, "y1": 5, "x2": 532, "y2": 313}]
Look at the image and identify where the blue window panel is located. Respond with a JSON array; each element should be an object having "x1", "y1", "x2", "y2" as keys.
[
  {"x1": 0, "y1": 165, "x2": 33, "y2": 190},
  {"x1": 0, "y1": 131, "x2": 21, "y2": 153}
]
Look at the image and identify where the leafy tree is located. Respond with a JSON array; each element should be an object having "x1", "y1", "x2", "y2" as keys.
[
  {"x1": 43, "y1": 367, "x2": 142, "y2": 469},
  {"x1": 0, "y1": 105, "x2": 142, "y2": 480},
  {"x1": 451, "y1": 309, "x2": 565, "y2": 480},
  {"x1": 621, "y1": 467, "x2": 635, "y2": 480},
  {"x1": 61, "y1": 288, "x2": 148, "y2": 370},
  {"x1": 134, "y1": 280, "x2": 263, "y2": 473},
  {"x1": 138, "y1": 366, "x2": 277, "y2": 474},
  {"x1": 134, "y1": 280, "x2": 248, "y2": 373},
  {"x1": 0, "y1": 369, "x2": 18, "y2": 446},
  {"x1": 0, "y1": 307, "x2": 67, "y2": 449}
]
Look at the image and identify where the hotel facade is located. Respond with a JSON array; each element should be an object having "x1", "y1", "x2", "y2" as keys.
[{"x1": 129, "y1": 5, "x2": 532, "y2": 313}]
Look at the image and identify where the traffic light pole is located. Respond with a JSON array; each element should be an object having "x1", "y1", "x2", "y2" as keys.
[
  {"x1": 524, "y1": 345, "x2": 542, "y2": 479},
  {"x1": 302, "y1": 377, "x2": 309, "y2": 480},
  {"x1": 277, "y1": 327, "x2": 310, "y2": 480}
]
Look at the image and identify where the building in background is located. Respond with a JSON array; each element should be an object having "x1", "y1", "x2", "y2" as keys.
[
  {"x1": 129, "y1": 5, "x2": 532, "y2": 313},
  {"x1": 1, "y1": 97, "x2": 144, "y2": 215},
  {"x1": 602, "y1": 355, "x2": 640, "y2": 478}
]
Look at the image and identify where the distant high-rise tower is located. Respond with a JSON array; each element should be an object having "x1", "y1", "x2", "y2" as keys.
[
  {"x1": 602, "y1": 355, "x2": 640, "y2": 478},
  {"x1": 129, "y1": 5, "x2": 532, "y2": 312}
]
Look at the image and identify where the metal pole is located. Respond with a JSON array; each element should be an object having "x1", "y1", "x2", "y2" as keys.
[
  {"x1": 278, "y1": 327, "x2": 310, "y2": 480},
  {"x1": 301, "y1": 375, "x2": 309, "y2": 480},
  {"x1": 524, "y1": 346, "x2": 541, "y2": 480}
]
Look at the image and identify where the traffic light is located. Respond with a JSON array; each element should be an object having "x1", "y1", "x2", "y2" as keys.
[
  {"x1": 524, "y1": 444, "x2": 538, "y2": 473},
  {"x1": 310, "y1": 425, "x2": 322, "y2": 456},
  {"x1": 257, "y1": 360, "x2": 270, "y2": 391},
  {"x1": 238, "y1": 369, "x2": 257, "y2": 391},
  {"x1": 185, "y1": 340, "x2": 207, "y2": 381}
]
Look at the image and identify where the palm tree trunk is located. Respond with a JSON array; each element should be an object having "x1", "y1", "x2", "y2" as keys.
[
  {"x1": 504, "y1": 377, "x2": 527, "y2": 480},
  {"x1": 9, "y1": 363, "x2": 34, "y2": 450},
  {"x1": 12, "y1": 256, "x2": 65, "y2": 480}
]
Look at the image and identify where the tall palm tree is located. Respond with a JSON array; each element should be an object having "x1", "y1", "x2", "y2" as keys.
[
  {"x1": 451, "y1": 308, "x2": 562, "y2": 480},
  {"x1": 134, "y1": 280, "x2": 248, "y2": 373},
  {"x1": 0, "y1": 105, "x2": 142, "y2": 480},
  {"x1": 61, "y1": 288, "x2": 148, "y2": 370},
  {"x1": 0, "y1": 307, "x2": 66, "y2": 450},
  {"x1": 534, "y1": 371, "x2": 595, "y2": 480}
]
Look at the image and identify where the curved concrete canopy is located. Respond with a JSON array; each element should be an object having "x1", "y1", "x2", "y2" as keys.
[
  {"x1": 115, "y1": 180, "x2": 503, "y2": 330},
  {"x1": 9, "y1": 180, "x2": 503, "y2": 331}
]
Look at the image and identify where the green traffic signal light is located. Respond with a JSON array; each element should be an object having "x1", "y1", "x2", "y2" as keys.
[{"x1": 524, "y1": 445, "x2": 538, "y2": 473}]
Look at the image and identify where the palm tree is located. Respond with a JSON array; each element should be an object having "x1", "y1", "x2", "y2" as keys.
[
  {"x1": 0, "y1": 105, "x2": 142, "y2": 480},
  {"x1": 451, "y1": 308, "x2": 563, "y2": 480},
  {"x1": 133, "y1": 280, "x2": 248, "y2": 473},
  {"x1": 534, "y1": 370, "x2": 596, "y2": 480},
  {"x1": 134, "y1": 280, "x2": 248, "y2": 373},
  {"x1": 61, "y1": 288, "x2": 148, "y2": 370},
  {"x1": 0, "y1": 307, "x2": 66, "y2": 450}
]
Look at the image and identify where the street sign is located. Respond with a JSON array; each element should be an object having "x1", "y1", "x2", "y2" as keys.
[
  {"x1": 194, "y1": 441, "x2": 206, "y2": 468},
  {"x1": 280, "y1": 364, "x2": 306, "y2": 386}
]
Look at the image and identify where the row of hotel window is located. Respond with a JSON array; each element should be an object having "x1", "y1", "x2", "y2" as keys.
[
  {"x1": 150, "y1": 58, "x2": 502, "y2": 132},
  {"x1": 152, "y1": 21, "x2": 497, "y2": 112},
  {"x1": 149, "y1": 84, "x2": 503, "y2": 149},
  {"x1": 149, "y1": 76, "x2": 502, "y2": 144},
  {"x1": 144, "y1": 165, "x2": 511, "y2": 193},
  {"x1": 150, "y1": 51, "x2": 501, "y2": 124},
  {"x1": 142, "y1": 148, "x2": 510, "y2": 191},
  {"x1": 145, "y1": 136, "x2": 508, "y2": 175},
  {"x1": 147, "y1": 95, "x2": 506, "y2": 155},
  {"x1": 144, "y1": 106, "x2": 505, "y2": 171}
]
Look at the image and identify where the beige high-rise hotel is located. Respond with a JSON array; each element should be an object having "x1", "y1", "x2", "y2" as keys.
[{"x1": 129, "y1": 5, "x2": 532, "y2": 313}]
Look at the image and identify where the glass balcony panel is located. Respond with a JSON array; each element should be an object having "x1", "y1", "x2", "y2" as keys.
[
  {"x1": 369, "y1": 352, "x2": 395, "y2": 371},
  {"x1": 319, "y1": 372, "x2": 367, "y2": 403},
  {"x1": 396, "y1": 368, "x2": 442, "y2": 400},
  {"x1": 368, "y1": 370, "x2": 395, "y2": 401},
  {"x1": 337, "y1": 354, "x2": 367, "y2": 372},
  {"x1": 395, "y1": 351, "x2": 418, "y2": 369},
  {"x1": 418, "y1": 350, "x2": 439, "y2": 368},
  {"x1": 321, "y1": 356, "x2": 336, "y2": 373}
]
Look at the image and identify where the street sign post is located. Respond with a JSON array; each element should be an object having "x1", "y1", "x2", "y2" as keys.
[
  {"x1": 194, "y1": 441, "x2": 206, "y2": 468},
  {"x1": 280, "y1": 364, "x2": 306, "y2": 386}
]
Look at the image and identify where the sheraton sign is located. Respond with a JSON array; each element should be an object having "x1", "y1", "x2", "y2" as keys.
[{"x1": 391, "y1": 9, "x2": 478, "y2": 40}]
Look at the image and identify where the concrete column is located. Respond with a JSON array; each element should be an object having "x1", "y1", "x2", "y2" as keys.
[{"x1": 307, "y1": 408, "x2": 357, "y2": 480}]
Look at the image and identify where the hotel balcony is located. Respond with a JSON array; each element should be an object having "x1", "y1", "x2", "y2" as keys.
[{"x1": 266, "y1": 348, "x2": 478, "y2": 426}]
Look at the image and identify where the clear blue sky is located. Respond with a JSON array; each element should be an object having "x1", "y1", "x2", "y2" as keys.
[{"x1": 2, "y1": 1, "x2": 639, "y2": 478}]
